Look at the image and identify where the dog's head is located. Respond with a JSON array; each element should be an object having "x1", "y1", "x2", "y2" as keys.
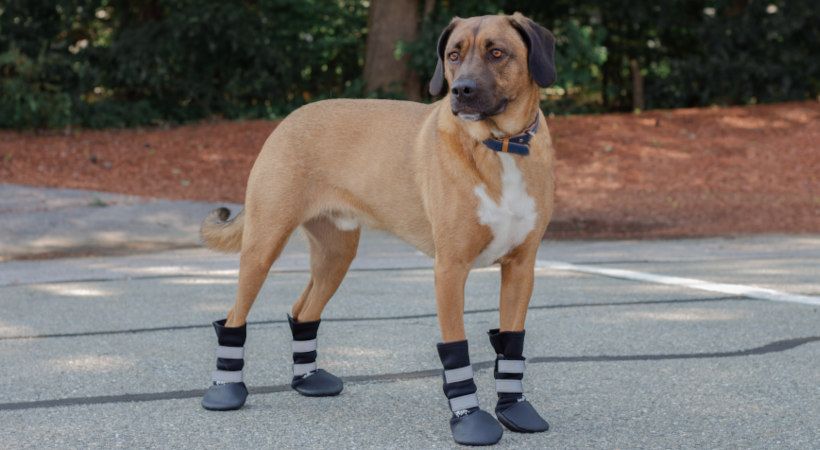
[{"x1": 429, "y1": 13, "x2": 556, "y2": 122}]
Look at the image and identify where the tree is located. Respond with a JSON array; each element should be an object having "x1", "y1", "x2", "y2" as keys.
[{"x1": 363, "y1": 0, "x2": 422, "y2": 99}]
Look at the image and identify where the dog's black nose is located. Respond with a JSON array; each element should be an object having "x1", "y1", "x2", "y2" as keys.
[{"x1": 451, "y1": 79, "x2": 477, "y2": 99}]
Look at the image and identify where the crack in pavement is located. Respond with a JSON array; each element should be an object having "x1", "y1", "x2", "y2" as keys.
[
  {"x1": 0, "y1": 296, "x2": 745, "y2": 341},
  {"x1": 0, "y1": 335, "x2": 816, "y2": 412}
]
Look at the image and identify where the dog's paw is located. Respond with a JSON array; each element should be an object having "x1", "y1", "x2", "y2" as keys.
[
  {"x1": 201, "y1": 382, "x2": 248, "y2": 411},
  {"x1": 450, "y1": 408, "x2": 504, "y2": 446}
]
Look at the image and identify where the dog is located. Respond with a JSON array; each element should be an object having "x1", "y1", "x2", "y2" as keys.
[{"x1": 198, "y1": 12, "x2": 556, "y2": 446}]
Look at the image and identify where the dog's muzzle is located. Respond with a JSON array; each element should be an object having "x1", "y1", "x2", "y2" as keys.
[{"x1": 450, "y1": 79, "x2": 508, "y2": 121}]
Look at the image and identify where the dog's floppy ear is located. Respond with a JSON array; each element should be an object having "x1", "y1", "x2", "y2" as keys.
[
  {"x1": 429, "y1": 18, "x2": 459, "y2": 97},
  {"x1": 509, "y1": 13, "x2": 557, "y2": 87}
]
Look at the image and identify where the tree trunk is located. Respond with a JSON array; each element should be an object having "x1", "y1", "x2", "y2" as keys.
[
  {"x1": 630, "y1": 58, "x2": 645, "y2": 111},
  {"x1": 423, "y1": 0, "x2": 436, "y2": 17},
  {"x1": 363, "y1": 0, "x2": 420, "y2": 99}
]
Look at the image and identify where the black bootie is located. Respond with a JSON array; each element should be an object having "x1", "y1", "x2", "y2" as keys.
[
  {"x1": 201, "y1": 319, "x2": 249, "y2": 411},
  {"x1": 488, "y1": 329, "x2": 549, "y2": 432},
  {"x1": 288, "y1": 315, "x2": 343, "y2": 396},
  {"x1": 437, "y1": 340, "x2": 503, "y2": 446}
]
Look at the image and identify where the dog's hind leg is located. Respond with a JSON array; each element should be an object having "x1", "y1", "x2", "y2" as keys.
[
  {"x1": 291, "y1": 216, "x2": 360, "y2": 321},
  {"x1": 286, "y1": 216, "x2": 359, "y2": 397},
  {"x1": 202, "y1": 202, "x2": 298, "y2": 411},
  {"x1": 228, "y1": 215, "x2": 297, "y2": 327}
]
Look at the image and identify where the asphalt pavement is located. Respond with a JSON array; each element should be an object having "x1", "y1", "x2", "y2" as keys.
[{"x1": 0, "y1": 185, "x2": 818, "y2": 448}]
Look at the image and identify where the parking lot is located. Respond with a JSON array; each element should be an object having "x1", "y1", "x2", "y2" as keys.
[{"x1": 1, "y1": 206, "x2": 818, "y2": 448}]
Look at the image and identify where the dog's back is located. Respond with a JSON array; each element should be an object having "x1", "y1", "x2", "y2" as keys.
[{"x1": 203, "y1": 98, "x2": 442, "y2": 254}]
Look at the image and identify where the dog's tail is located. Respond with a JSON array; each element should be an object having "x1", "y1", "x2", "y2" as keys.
[{"x1": 200, "y1": 207, "x2": 244, "y2": 253}]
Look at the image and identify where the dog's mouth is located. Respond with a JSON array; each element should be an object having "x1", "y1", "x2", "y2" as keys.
[
  {"x1": 457, "y1": 112, "x2": 484, "y2": 121},
  {"x1": 452, "y1": 99, "x2": 508, "y2": 122}
]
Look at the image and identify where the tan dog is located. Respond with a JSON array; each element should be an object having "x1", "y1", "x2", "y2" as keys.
[{"x1": 200, "y1": 12, "x2": 556, "y2": 446}]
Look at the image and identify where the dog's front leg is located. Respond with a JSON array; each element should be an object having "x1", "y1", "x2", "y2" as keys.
[
  {"x1": 433, "y1": 258, "x2": 471, "y2": 342},
  {"x1": 498, "y1": 249, "x2": 537, "y2": 332},
  {"x1": 433, "y1": 257, "x2": 504, "y2": 445},
  {"x1": 489, "y1": 246, "x2": 550, "y2": 433}
]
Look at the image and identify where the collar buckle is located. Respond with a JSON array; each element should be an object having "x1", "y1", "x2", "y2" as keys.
[{"x1": 481, "y1": 111, "x2": 541, "y2": 156}]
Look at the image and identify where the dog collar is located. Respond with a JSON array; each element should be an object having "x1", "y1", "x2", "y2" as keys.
[{"x1": 481, "y1": 113, "x2": 540, "y2": 156}]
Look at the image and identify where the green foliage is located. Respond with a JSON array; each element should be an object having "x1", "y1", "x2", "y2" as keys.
[
  {"x1": 409, "y1": 0, "x2": 819, "y2": 113},
  {"x1": 538, "y1": 17, "x2": 608, "y2": 113},
  {"x1": 1, "y1": 0, "x2": 818, "y2": 128},
  {"x1": 642, "y1": 0, "x2": 820, "y2": 108},
  {"x1": 0, "y1": 47, "x2": 73, "y2": 127},
  {"x1": 401, "y1": 1, "x2": 609, "y2": 114},
  {"x1": 1, "y1": 0, "x2": 367, "y2": 128},
  {"x1": 0, "y1": 0, "x2": 100, "y2": 127},
  {"x1": 398, "y1": 0, "x2": 501, "y2": 86},
  {"x1": 511, "y1": 0, "x2": 820, "y2": 111},
  {"x1": 99, "y1": 0, "x2": 367, "y2": 123}
]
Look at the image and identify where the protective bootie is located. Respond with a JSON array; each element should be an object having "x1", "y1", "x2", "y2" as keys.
[
  {"x1": 437, "y1": 340, "x2": 503, "y2": 446},
  {"x1": 488, "y1": 329, "x2": 549, "y2": 433},
  {"x1": 288, "y1": 315, "x2": 343, "y2": 397},
  {"x1": 201, "y1": 319, "x2": 249, "y2": 411}
]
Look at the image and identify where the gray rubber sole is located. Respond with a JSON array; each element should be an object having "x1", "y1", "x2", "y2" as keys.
[
  {"x1": 496, "y1": 400, "x2": 549, "y2": 433},
  {"x1": 450, "y1": 409, "x2": 504, "y2": 446},
  {"x1": 201, "y1": 382, "x2": 248, "y2": 411},
  {"x1": 291, "y1": 369, "x2": 344, "y2": 397}
]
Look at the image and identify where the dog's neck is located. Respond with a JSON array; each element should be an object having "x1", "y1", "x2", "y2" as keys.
[
  {"x1": 488, "y1": 88, "x2": 542, "y2": 138},
  {"x1": 487, "y1": 112, "x2": 539, "y2": 139}
]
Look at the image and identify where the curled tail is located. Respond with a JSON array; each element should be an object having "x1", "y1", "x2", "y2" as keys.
[{"x1": 200, "y1": 207, "x2": 244, "y2": 252}]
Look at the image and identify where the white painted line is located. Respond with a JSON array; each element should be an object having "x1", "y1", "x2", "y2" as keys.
[{"x1": 536, "y1": 260, "x2": 820, "y2": 307}]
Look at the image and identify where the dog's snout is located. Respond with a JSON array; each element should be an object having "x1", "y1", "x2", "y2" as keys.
[{"x1": 451, "y1": 79, "x2": 477, "y2": 99}]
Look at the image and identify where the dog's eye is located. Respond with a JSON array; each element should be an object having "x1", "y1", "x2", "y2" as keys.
[
  {"x1": 490, "y1": 49, "x2": 504, "y2": 59},
  {"x1": 448, "y1": 51, "x2": 459, "y2": 62}
]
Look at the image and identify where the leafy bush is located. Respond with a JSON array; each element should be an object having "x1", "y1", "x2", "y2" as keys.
[
  {"x1": 0, "y1": 0, "x2": 100, "y2": 128},
  {"x1": 1, "y1": 0, "x2": 367, "y2": 128},
  {"x1": 408, "y1": 0, "x2": 818, "y2": 112},
  {"x1": 1, "y1": 0, "x2": 817, "y2": 128},
  {"x1": 0, "y1": 48, "x2": 73, "y2": 128},
  {"x1": 514, "y1": 0, "x2": 820, "y2": 111},
  {"x1": 642, "y1": 0, "x2": 820, "y2": 108},
  {"x1": 99, "y1": 0, "x2": 367, "y2": 123}
]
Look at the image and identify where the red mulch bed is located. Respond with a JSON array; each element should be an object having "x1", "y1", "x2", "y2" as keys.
[{"x1": 1, "y1": 101, "x2": 818, "y2": 239}]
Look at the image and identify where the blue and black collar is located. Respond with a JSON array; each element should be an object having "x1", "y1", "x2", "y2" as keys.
[{"x1": 481, "y1": 113, "x2": 540, "y2": 156}]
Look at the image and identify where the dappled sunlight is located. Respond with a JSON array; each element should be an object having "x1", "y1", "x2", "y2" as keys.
[
  {"x1": 138, "y1": 211, "x2": 198, "y2": 228},
  {"x1": 324, "y1": 346, "x2": 392, "y2": 358},
  {"x1": 0, "y1": 321, "x2": 36, "y2": 337},
  {"x1": 533, "y1": 272, "x2": 580, "y2": 280},
  {"x1": 380, "y1": 274, "x2": 434, "y2": 283},
  {"x1": 788, "y1": 237, "x2": 820, "y2": 246},
  {"x1": 637, "y1": 145, "x2": 692, "y2": 160},
  {"x1": 123, "y1": 265, "x2": 239, "y2": 277},
  {"x1": 473, "y1": 266, "x2": 501, "y2": 273},
  {"x1": 49, "y1": 354, "x2": 134, "y2": 373},
  {"x1": 28, "y1": 236, "x2": 73, "y2": 248},
  {"x1": 35, "y1": 283, "x2": 113, "y2": 298},
  {"x1": 569, "y1": 160, "x2": 623, "y2": 190},
  {"x1": 597, "y1": 308, "x2": 745, "y2": 323},
  {"x1": 775, "y1": 107, "x2": 813, "y2": 124},
  {"x1": 163, "y1": 277, "x2": 236, "y2": 285},
  {"x1": 743, "y1": 267, "x2": 790, "y2": 276},
  {"x1": 90, "y1": 231, "x2": 129, "y2": 243},
  {"x1": 720, "y1": 115, "x2": 772, "y2": 130},
  {"x1": 194, "y1": 302, "x2": 232, "y2": 313},
  {"x1": 125, "y1": 264, "x2": 197, "y2": 275}
]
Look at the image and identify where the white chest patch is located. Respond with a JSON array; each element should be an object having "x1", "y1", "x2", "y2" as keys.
[{"x1": 472, "y1": 153, "x2": 537, "y2": 267}]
